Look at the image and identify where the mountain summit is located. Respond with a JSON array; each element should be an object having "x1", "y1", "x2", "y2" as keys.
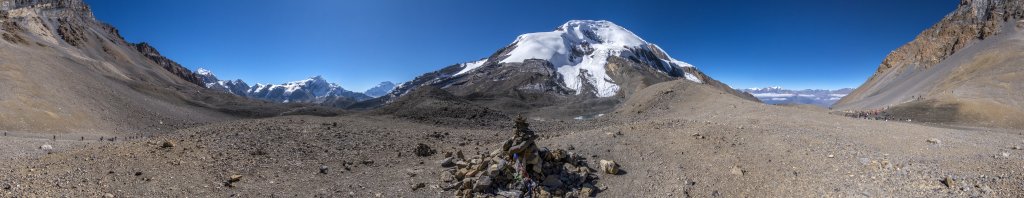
[
  {"x1": 371, "y1": 20, "x2": 754, "y2": 115},
  {"x1": 490, "y1": 20, "x2": 702, "y2": 97}
]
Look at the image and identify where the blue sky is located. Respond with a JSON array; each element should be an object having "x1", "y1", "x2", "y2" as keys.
[{"x1": 85, "y1": 0, "x2": 955, "y2": 91}]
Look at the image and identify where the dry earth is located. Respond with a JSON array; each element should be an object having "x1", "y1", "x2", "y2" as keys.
[{"x1": 1, "y1": 80, "x2": 1022, "y2": 197}]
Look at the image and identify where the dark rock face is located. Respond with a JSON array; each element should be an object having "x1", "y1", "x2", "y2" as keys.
[
  {"x1": 56, "y1": 18, "x2": 85, "y2": 46},
  {"x1": 132, "y1": 42, "x2": 205, "y2": 87}
]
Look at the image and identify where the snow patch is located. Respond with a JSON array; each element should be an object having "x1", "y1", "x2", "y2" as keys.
[{"x1": 455, "y1": 59, "x2": 488, "y2": 76}]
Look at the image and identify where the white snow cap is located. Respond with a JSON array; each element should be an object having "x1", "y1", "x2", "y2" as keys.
[
  {"x1": 195, "y1": 67, "x2": 214, "y2": 76},
  {"x1": 496, "y1": 20, "x2": 698, "y2": 97}
]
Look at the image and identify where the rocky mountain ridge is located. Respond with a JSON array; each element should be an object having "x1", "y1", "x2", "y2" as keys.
[{"x1": 835, "y1": 0, "x2": 1024, "y2": 128}]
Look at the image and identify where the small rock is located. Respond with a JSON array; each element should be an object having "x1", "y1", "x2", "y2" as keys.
[
  {"x1": 440, "y1": 171, "x2": 456, "y2": 182},
  {"x1": 134, "y1": 172, "x2": 142, "y2": 176},
  {"x1": 438, "y1": 157, "x2": 456, "y2": 168},
  {"x1": 225, "y1": 175, "x2": 242, "y2": 187},
  {"x1": 414, "y1": 143, "x2": 436, "y2": 157},
  {"x1": 942, "y1": 176, "x2": 955, "y2": 188},
  {"x1": 599, "y1": 160, "x2": 619, "y2": 175},
  {"x1": 473, "y1": 176, "x2": 492, "y2": 192},
  {"x1": 827, "y1": 154, "x2": 834, "y2": 158},
  {"x1": 161, "y1": 141, "x2": 175, "y2": 148},
  {"x1": 103, "y1": 193, "x2": 115, "y2": 198},
  {"x1": 411, "y1": 182, "x2": 426, "y2": 191},
  {"x1": 319, "y1": 165, "x2": 329, "y2": 174},
  {"x1": 542, "y1": 175, "x2": 563, "y2": 188},
  {"x1": 1000, "y1": 152, "x2": 1010, "y2": 158},
  {"x1": 580, "y1": 186, "x2": 594, "y2": 197},
  {"x1": 497, "y1": 191, "x2": 522, "y2": 198},
  {"x1": 926, "y1": 138, "x2": 941, "y2": 144},
  {"x1": 40, "y1": 144, "x2": 53, "y2": 150},
  {"x1": 730, "y1": 165, "x2": 745, "y2": 176},
  {"x1": 1013, "y1": 146, "x2": 1022, "y2": 150}
]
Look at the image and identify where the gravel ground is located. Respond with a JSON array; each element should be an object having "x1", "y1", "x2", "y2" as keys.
[{"x1": 1, "y1": 80, "x2": 1021, "y2": 197}]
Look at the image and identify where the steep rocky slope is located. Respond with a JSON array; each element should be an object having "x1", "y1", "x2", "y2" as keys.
[
  {"x1": 0, "y1": 0, "x2": 325, "y2": 134},
  {"x1": 835, "y1": 0, "x2": 1024, "y2": 128}
]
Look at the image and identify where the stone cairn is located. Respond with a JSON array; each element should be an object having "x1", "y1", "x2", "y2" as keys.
[{"x1": 439, "y1": 116, "x2": 600, "y2": 198}]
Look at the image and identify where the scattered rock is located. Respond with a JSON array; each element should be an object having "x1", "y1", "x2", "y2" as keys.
[
  {"x1": 414, "y1": 143, "x2": 436, "y2": 157},
  {"x1": 600, "y1": 160, "x2": 620, "y2": 175},
  {"x1": 437, "y1": 116, "x2": 601, "y2": 197},
  {"x1": 926, "y1": 138, "x2": 941, "y2": 144},
  {"x1": 692, "y1": 133, "x2": 706, "y2": 139},
  {"x1": 319, "y1": 165, "x2": 329, "y2": 174}
]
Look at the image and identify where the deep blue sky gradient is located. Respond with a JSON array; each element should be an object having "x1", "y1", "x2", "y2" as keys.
[{"x1": 85, "y1": 0, "x2": 956, "y2": 91}]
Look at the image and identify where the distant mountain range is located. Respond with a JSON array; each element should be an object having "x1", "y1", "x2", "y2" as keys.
[
  {"x1": 196, "y1": 68, "x2": 394, "y2": 106},
  {"x1": 738, "y1": 87, "x2": 853, "y2": 108}
]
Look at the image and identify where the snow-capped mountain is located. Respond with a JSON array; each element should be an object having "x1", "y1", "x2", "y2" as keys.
[
  {"x1": 196, "y1": 68, "x2": 371, "y2": 104},
  {"x1": 363, "y1": 81, "x2": 396, "y2": 97},
  {"x1": 380, "y1": 20, "x2": 753, "y2": 108},
  {"x1": 468, "y1": 20, "x2": 700, "y2": 97},
  {"x1": 739, "y1": 87, "x2": 853, "y2": 108}
]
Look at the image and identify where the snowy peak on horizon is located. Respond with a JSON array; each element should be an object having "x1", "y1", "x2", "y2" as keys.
[
  {"x1": 195, "y1": 68, "x2": 371, "y2": 104},
  {"x1": 455, "y1": 20, "x2": 700, "y2": 97},
  {"x1": 363, "y1": 81, "x2": 396, "y2": 98}
]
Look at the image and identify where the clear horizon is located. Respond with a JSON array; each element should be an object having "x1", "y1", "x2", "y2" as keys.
[{"x1": 85, "y1": 0, "x2": 956, "y2": 91}]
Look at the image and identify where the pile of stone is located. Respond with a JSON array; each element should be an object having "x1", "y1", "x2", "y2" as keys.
[{"x1": 439, "y1": 116, "x2": 603, "y2": 198}]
